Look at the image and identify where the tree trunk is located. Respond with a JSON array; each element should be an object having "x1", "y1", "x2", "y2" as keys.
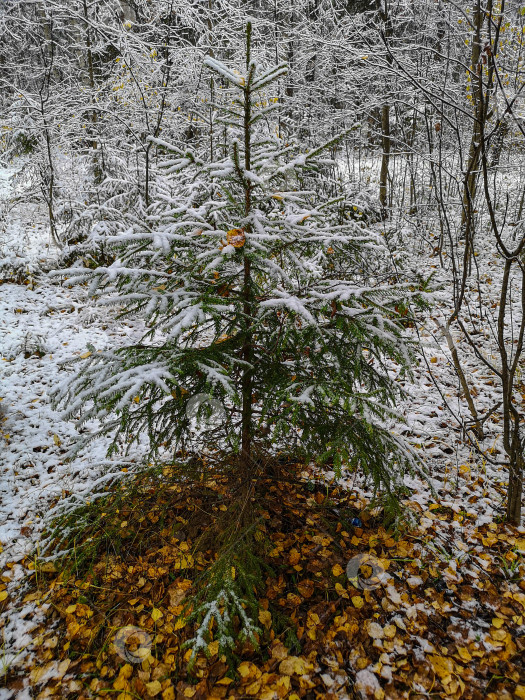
[
  {"x1": 379, "y1": 103, "x2": 390, "y2": 216},
  {"x1": 379, "y1": 0, "x2": 392, "y2": 218},
  {"x1": 461, "y1": 0, "x2": 486, "y2": 236},
  {"x1": 82, "y1": 0, "x2": 102, "y2": 183},
  {"x1": 507, "y1": 453, "x2": 523, "y2": 524},
  {"x1": 490, "y1": 118, "x2": 509, "y2": 168},
  {"x1": 240, "y1": 24, "x2": 254, "y2": 474}
]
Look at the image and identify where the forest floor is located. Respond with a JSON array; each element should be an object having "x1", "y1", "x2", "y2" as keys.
[{"x1": 0, "y1": 163, "x2": 524, "y2": 699}]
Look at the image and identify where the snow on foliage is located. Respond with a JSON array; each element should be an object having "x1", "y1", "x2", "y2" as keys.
[{"x1": 53, "y1": 25, "x2": 430, "y2": 516}]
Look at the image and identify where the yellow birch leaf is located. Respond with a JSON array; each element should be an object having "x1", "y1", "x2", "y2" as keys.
[
  {"x1": 151, "y1": 608, "x2": 163, "y2": 622},
  {"x1": 57, "y1": 659, "x2": 71, "y2": 678},
  {"x1": 173, "y1": 554, "x2": 194, "y2": 570},
  {"x1": 245, "y1": 681, "x2": 261, "y2": 695},
  {"x1": 332, "y1": 564, "x2": 344, "y2": 577},
  {"x1": 279, "y1": 656, "x2": 312, "y2": 676},
  {"x1": 145, "y1": 680, "x2": 162, "y2": 696},
  {"x1": 113, "y1": 676, "x2": 129, "y2": 691},
  {"x1": 238, "y1": 661, "x2": 258, "y2": 679},
  {"x1": 289, "y1": 549, "x2": 301, "y2": 565},
  {"x1": 429, "y1": 655, "x2": 454, "y2": 680},
  {"x1": 490, "y1": 628, "x2": 507, "y2": 641},
  {"x1": 30, "y1": 665, "x2": 48, "y2": 684},
  {"x1": 119, "y1": 664, "x2": 133, "y2": 679},
  {"x1": 457, "y1": 647, "x2": 472, "y2": 662},
  {"x1": 226, "y1": 228, "x2": 246, "y2": 248},
  {"x1": 208, "y1": 640, "x2": 219, "y2": 656},
  {"x1": 258, "y1": 609, "x2": 272, "y2": 629},
  {"x1": 335, "y1": 582, "x2": 348, "y2": 598},
  {"x1": 174, "y1": 617, "x2": 186, "y2": 630}
]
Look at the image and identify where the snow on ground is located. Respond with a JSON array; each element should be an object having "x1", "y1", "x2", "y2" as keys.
[
  {"x1": 0, "y1": 165, "x2": 147, "y2": 680},
  {"x1": 0, "y1": 161, "x2": 523, "y2": 695}
]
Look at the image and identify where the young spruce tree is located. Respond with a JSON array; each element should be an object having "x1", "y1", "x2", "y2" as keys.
[
  {"x1": 57, "y1": 22, "x2": 423, "y2": 500},
  {"x1": 55, "y1": 24, "x2": 425, "y2": 658}
]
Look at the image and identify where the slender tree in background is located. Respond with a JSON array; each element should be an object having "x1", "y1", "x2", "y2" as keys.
[{"x1": 378, "y1": 0, "x2": 392, "y2": 216}]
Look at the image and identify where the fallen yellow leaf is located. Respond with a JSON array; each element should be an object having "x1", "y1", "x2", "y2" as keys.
[
  {"x1": 216, "y1": 677, "x2": 233, "y2": 685},
  {"x1": 208, "y1": 640, "x2": 219, "y2": 656},
  {"x1": 279, "y1": 656, "x2": 312, "y2": 676},
  {"x1": 145, "y1": 679, "x2": 162, "y2": 696},
  {"x1": 490, "y1": 628, "x2": 507, "y2": 642},
  {"x1": 238, "y1": 661, "x2": 259, "y2": 680},
  {"x1": 258, "y1": 609, "x2": 272, "y2": 629},
  {"x1": 429, "y1": 654, "x2": 454, "y2": 680},
  {"x1": 151, "y1": 608, "x2": 163, "y2": 622},
  {"x1": 119, "y1": 664, "x2": 134, "y2": 679},
  {"x1": 173, "y1": 554, "x2": 194, "y2": 570},
  {"x1": 289, "y1": 549, "x2": 301, "y2": 566},
  {"x1": 457, "y1": 647, "x2": 472, "y2": 662}
]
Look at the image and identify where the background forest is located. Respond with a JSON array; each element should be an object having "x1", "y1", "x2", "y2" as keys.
[{"x1": 1, "y1": 1, "x2": 525, "y2": 698}]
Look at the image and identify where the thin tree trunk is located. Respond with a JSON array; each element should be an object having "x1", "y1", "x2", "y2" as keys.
[
  {"x1": 240, "y1": 24, "x2": 254, "y2": 473},
  {"x1": 82, "y1": 0, "x2": 101, "y2": 183},
  {"x1": 379, "y1": 103, "x2": 390, "y2": 215},
  {"x1": 379, "y1": 0, "x2": 392, "y2": 218},
  {"x1": 490, "y1": 118, "x2": 509, "y2": 168},
  {"x1": 507, "y1": 453, "x2": 523, "y2": 523},
  {"x1": 461, "y1": 0, "x2": 487, "y2": 236},
  {"x1": 435, "y1": 319, "x2": 484, "y2": 439}
]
